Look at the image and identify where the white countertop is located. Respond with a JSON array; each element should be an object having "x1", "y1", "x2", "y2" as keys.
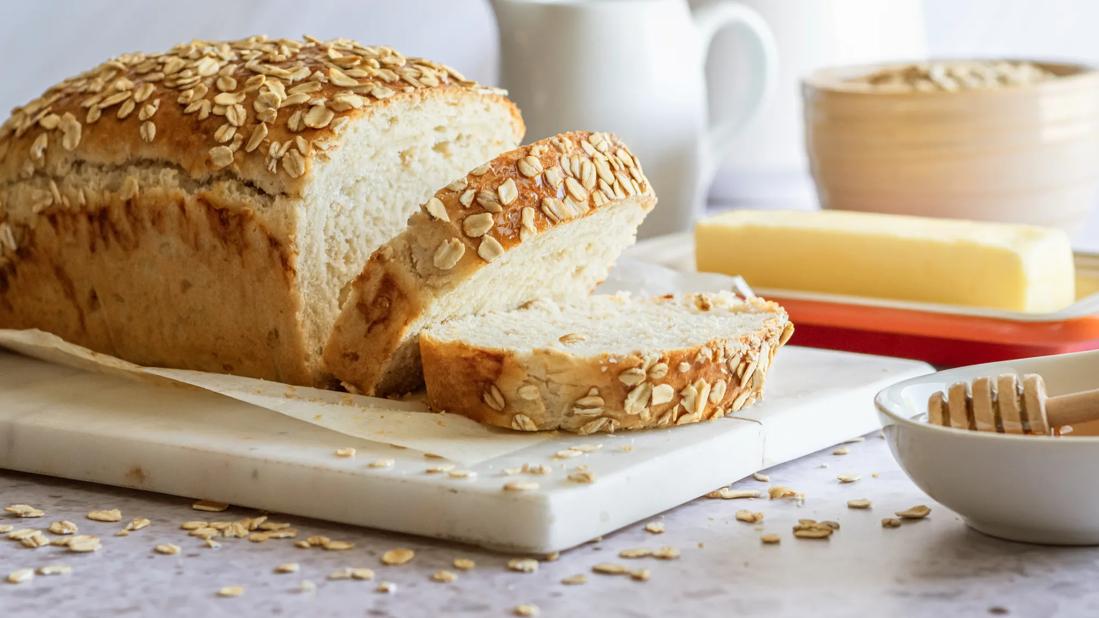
[{"x1": 4, "y1": 431, "x2": 1097, "y2": 618}]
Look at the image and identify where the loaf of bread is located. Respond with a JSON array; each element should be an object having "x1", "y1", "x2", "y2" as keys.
[
  {"x1": 419, "y1": 292, "x2": 793, "y2": 433},
  {"x1": 0, "y1": 36, "x2": 523, "y2": 386},
  {"x1": 324, "y1": 131, "x2": 656, "y2": 396}
]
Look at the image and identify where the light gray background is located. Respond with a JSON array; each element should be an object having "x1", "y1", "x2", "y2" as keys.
[{"x1": 3, "y1": 0, "x2": 1097, "y2": 180}]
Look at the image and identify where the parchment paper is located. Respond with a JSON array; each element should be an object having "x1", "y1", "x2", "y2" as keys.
[{"x1": 0, "y1": 258, "x2": 749, "y2": 464}]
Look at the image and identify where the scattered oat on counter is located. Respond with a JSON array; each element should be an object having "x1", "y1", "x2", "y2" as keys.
[
  {"x1": 882, "y1": 518, "x2": 902, "y2": 528},
  {"x1": 155, "y1": 543, "x2": 181, "y2": 555},
  {"x1": 448, "y1": 470, "x2": 476, "y2": 480},
  {"x1": 832, "y1": 447, "x2": 849, "y2": 456},
  {"x1": 592, "y1": 563, "x2": 629, "y2": 575},
  {"x1": 381, "y1": 548, "x2": 415, "y2": 566},
  {"x1": 14, "y1": 529, "x2": 48, "y2": 549},
  {"x1": 847, "y1": 498, "x2": 872, "y2": 509},
  {"x1": 376, "y1": 581, "x2": 397, "y2": 593},
  {"x1": 424, "y1": 453, "x2": 446, "y2": 460},
  {"x1": 335, "y1": 447, "x2": 356, "y2": 458},
  {"x1": 768, "y1": 486, "x2": 803, "y2": 501},
  {"x1": 192, "y1": 500, "x2": 229, "y2": 513},
  {"x1": 328, "y1": 568, "x2": 354, "y2": 580},
  {"x1": 351, "y1": 568, "x2": 375, "y2": 580},
  {"x1": 896, "y1": 505, "x2": 931, "y2": 520},
  {"x1": 793, "y1": 520, "x2": 835, "y2": 539},
  {"x1": 217, "y1": 585, "x2": 244, "y2": 598},
  {"x1": 507, "y1": 558, "x2": 539, "y2": 573},
  {"x1": 653, "y1": 546, "x2": 680, "y2": 560},
  {"x1": 205, "y1": 539, "x2": 221, "y2": 549},
  {"x1": 503, "y1": 481, "x2": 539, "y2": 492},
  {"x1": 514, "y1": 604, "x2": 540, "y2": 617},
  {"x1": 644, "y1": 521, "x2": 665, "y2": 535},
  {"x1": 425, "y1": 463, "x2": 455, "y2": 474},
  {"x1": 274, "y1": 562, "x2": 299, "y2": 574},
  {"x1": 453, "y1": 558, "x2": 476, "y2": 571},
  {"x1": 544, "y1": 552, "x2": 560, "y2": 562},
  {"x1": 707, "y1": 488, "x2": 760, "y2": 500},
  {"x1": 123, "y1": 517, "x2": 150, "y2": 533},
  {"x1": 630, "y1": 568, "x2": 651, "y2": 582},
  {"x1": 837, "y1": 474, "x2": 860, "y2": 484},
  {"x1": 561, "y1": 574, "x2": 587, "y2": 585},
  {"x1": 431, "y1": 569, "x2": 457, "y2": 583},
  {"x1": 761, "y1": 533, "x2": 781, "y2": 545},
  {"x1": 368, "y1": 458, "x2": 395, "y2": 469},
  {"x1": 258, "y1": 521, "x2": 292, "y2": 531},
  {"x1": 67, "y1": 535, "x2": 101, "y2": 553},
  {"x1": 37, "y1": 564, "x2": 71, "y2": 576},
  {"x1": 5, "y1": 504, "x2": 44, "y2": 518},
  {"x1": 323, "y1": 540, "x2": 354, "y2": 551},
  {"x1": 618, "y1": 547, "x2": 652, "y2": 559},
  {"x1": 0, "y1": 524, "x2": 12, "y2": 533},
  {"x1": 844, "y1": 437, "x2": 866, "y2": 444},
  {"x1": 752, "y1": 472, "x2": 770, "y2": 482},
  {"x1": 736, "y1": 510, "x2": 764, "y2": 524},
  {"x1": 7, "y1": 568, "x2": 34, "y2": 584}
]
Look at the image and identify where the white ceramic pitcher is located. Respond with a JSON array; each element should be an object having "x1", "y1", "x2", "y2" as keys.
[{"x1": 492, "y1": 0, "x2": 776, "y2": 237}]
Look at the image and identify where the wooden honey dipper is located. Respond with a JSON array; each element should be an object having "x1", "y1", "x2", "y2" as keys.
[{"x1": 928, "y1": 373, "x2": 1099, "y2": 435}]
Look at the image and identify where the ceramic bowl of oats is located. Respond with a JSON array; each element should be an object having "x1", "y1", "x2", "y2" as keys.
[
  {"x1": 803, "y1": 59, "x2": 1099, "y2": 231},
  {"x1": 876, "y1": 349, "x2": 1099, "y2": 545}
]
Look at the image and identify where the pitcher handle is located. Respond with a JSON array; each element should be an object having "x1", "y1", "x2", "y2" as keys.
[{"x1": 691, "y1": 1, "x2": 777, "y2": 179}]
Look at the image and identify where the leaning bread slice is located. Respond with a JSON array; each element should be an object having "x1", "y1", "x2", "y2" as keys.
[
  {"x1": 419, "y1": 292, "x2": 793, "y2": 433},
  {"x1": 324, "y1": 131, "x2": 656, "y2": 395}
]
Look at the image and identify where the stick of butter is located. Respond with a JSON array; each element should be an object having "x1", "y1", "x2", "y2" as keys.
[{"x1": 695, "y1": 209, "x2": 1075, "y2": 313}]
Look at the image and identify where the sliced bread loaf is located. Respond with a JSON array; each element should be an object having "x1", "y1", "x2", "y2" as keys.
[
  {"x1": 324, "y1": 131, "x2": 656, "y2": 396},
  {"x1": 0, "y1": 36, "x2": 522, "y2": 386},
  {"x1": 419, "y1": 292, "x2": 793, "y2": 433}
]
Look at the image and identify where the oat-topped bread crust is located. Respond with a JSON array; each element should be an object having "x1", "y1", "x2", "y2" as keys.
[
  {"x1": 0, "y1": 35, "x2": 523, "y2": 386},
  {"x1": 324, "y1": 131, "x2": 656, "y2": 396},
  {"x1": 0, "y1": 35, "x2": 516, "y2": 197},
  {"x1": 419, "y1": 292, "x2": 794, "y2": 434}
]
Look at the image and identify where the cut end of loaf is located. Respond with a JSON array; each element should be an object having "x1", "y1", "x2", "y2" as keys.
[
  {"x1": 293, "y1": 88, "x2": 524, "y2": 382},
  {"x1": 419, "y1": 292, "x2": 793, "y2": 433}
]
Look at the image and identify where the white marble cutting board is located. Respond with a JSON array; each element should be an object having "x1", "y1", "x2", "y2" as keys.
[{"x1": 0, "y1": 346, "x2": 929, "y2": 553}]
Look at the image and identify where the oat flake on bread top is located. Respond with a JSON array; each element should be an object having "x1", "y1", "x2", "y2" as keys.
[{"x1": 0, "y1": 35, "x2": 509, "y2": 197}]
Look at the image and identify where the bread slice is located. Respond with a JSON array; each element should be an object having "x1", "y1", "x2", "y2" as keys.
[
  {"x1": 0, "y1": 36, "x2": 523, "y2": 386},
  {"x1": 419, "y1": 292, "x2": 793, "y2": 433},
  {"x1": 324, "y1": 131, "x2": 656, "y2": 396}
]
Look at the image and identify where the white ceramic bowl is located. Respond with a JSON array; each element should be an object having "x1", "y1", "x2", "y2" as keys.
[{"x1": 876, "y1": 349, "x2": 1099, "y2": 545}]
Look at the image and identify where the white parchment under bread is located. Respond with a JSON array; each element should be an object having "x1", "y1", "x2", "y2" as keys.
[{"x1": 0, "y1": 259, "x2": 751, "y2": 464}]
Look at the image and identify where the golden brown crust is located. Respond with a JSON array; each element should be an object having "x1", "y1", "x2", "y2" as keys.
[
  {"x1": 418, "y1": 130, "x2": 651, "y2": 259},
  {"x1": 0, "y1": 182, "x2": 315, "y2": 384},
  {"x1": 324, "y1": 131, "x2": 656, "y2": 396},
  {"x1": 419, "y1": 296, "x2": 794, "y2": 434},
  {"x1": 0, "y1": 35, "x2": 521, "y2": 199}
]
